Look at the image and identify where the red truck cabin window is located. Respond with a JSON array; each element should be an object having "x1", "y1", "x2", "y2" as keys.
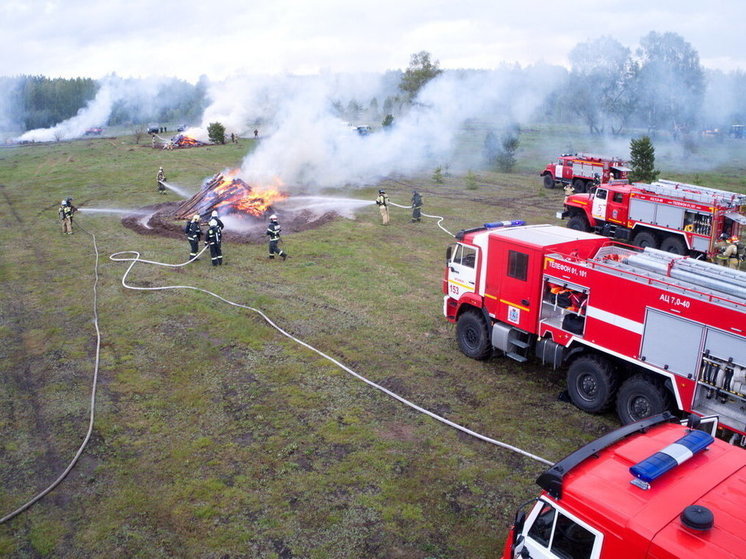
[{"x1": 508, "y1": 250, "x2": 528, "y2": 281}]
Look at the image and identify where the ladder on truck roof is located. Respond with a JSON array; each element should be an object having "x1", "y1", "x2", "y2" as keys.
[
  {"x1": 591, "y1": 246, "x2": 746, "y2": 307},
  {"x1": 637, "y1": 179, "x2": 746, "y2": 209},
  {"x1": 574, "y1": 152, "x2": 620, "y2": 162}
]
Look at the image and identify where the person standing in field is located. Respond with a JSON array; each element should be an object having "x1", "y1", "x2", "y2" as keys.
[
  {"x1": 266, "y1": 214, "x2": 287, "y2": 260},
  {"x1": 185, "y1": 214, "x2": 202, "y2": 260},
  {"x1": 376, "y1": 189, "x2": 390, "y2": 225},
  {"x1": 411, "y1": 190, "x2": 422, "y2": 222},
  {"x1": 206, "y1": 219, "x2": 223, "y2": 266}
]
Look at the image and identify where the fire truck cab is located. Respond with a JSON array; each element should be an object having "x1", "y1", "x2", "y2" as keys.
[
  {"x1": 559, "y1": 179, "x2": 746, "y2": 259},
  {"x1": 443, "y1": 223, "x2": 746, "y2": 437},
  {"x1": 502, "y1": 414, "x2": 746, "y2": 559},
  {"x1": 541, "y1": 153, "x2": 630, "y2": 193}
]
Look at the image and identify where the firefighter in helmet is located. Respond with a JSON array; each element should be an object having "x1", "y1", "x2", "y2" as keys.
[
  {"x1": 211, "y1": 210, "x2": 225, "y2": 231},
  {"x1": 376, "y1": 189, "x2": 390, "y2": 225},
  {"x1": 206, "y1": 218, "x2": 223, "y2": 266},
  {"x1": 157, "y1": 166, "x2": 166, "y2": 194},
  {"x1": 266, "y1": 214, "x2": 287, "y2": 260},
  {"x1": 58, "y1": 198, "x2": 76, "y2": 234},
  {"x1": 719, "y1": 236, "x2": 741, "y2": 269},
  {"x1": 185, "y1": 214, "x2": 202, "y2": 260},
  {"x1": 411, "y1": 190, "x2": 422, "y2": 222}
]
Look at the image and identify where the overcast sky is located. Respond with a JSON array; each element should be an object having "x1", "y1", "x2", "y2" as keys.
[{"x1": 1, "y1": 0, "x2": 744, "y2": 81}]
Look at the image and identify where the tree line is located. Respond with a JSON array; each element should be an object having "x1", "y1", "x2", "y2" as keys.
[
  {"x1": 1, "y1": 75, "x2": 98, "y2": 130},
  {"x1": 0, "y1": 75, "x2": 207, "y2": 131}
]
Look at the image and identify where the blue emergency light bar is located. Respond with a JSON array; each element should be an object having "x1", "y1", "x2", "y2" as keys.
[
  {"x1": 484, "y1": 220, "x2": 526, "y2": 229},
  {"x1": 630, "y1": 430, "x2": 713, "y2": 486}
]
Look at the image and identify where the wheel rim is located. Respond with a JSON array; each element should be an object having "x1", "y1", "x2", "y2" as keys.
[
  {"x1": 464, "y1": 327, "x2": 479, "y2": 349},
  {"x1": 627, "y1": 394, "x2": 652, "y2": 420},
  {"x1": 577, "y1": 373, "x2": 598, "y2": 402}
]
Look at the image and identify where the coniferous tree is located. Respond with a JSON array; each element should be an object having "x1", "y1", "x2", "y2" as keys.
[{"x1": 629, "y1": 136, "x2": 660, "y2": 183}]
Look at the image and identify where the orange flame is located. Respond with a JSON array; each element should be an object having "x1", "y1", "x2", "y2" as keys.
[{"x1": 208, "y1": 171, "x2": 287, "y2": 217}]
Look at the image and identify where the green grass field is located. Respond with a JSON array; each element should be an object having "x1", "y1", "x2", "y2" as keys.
[{"x1": 0, "y1": 132, "x2": 744, "y2": 558}]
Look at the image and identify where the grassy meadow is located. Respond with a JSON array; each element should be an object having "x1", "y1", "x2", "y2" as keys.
[{"x1": 0, "y1": 129, "x2": 744, "y2": 558}]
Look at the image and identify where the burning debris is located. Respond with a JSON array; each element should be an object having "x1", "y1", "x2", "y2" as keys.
[
  {"x1": 174, "y1": 171, "x2": 287, "y2": 221},
  {"x1": 166, "y1": 134, "x2": 206, "y2": 149}
]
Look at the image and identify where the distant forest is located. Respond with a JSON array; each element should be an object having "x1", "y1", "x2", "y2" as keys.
[{"x1": 0, "y1": 75, "x2": 207, "y2": 131}]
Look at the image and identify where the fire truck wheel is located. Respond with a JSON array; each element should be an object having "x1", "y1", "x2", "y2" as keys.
[
  {"x1": 616, "y1": 375, "x2": 672, "y2": 425},
  {"x1": 566, "y1": 215, "x2": 590, "y2": 232},
  {"x1": 543, "y1": 174, "x2": 555, "y2": 189},
  {"x1": 659, "y1": 235, "x2": 687, "y2": 255},
  {"x1": 632, "y1": 231, "x2": 658, "y2": 250},
  {"x1": 566, "y1": 355, "x2": 618, "y2": 413},
  {"x1": 572, "y1": 179, "x2": 587, "y2": 193},
  {"x1": 456, "y1": 311, "x2": 492, "y2": 360}
]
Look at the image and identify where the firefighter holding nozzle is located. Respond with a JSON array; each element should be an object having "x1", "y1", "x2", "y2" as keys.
[
  {"x1": 58, "y1": 197, "x2": 77, "y2": 234},
  {"x1": 376, "y1": 189, "x2": 390, "y2": 225},
  {"x1": 157, "y1": 166, "x2": 166, "y2": 194}
]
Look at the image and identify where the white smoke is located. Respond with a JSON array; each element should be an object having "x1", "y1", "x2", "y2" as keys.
[
  {"x1": 16, "y1": 83, "x2": 115, "y2": 143},
  {"x1": 13, "y1": 75, "x2": 199, "y2": 143},
  {"x1": 227, "y1": 66, "x2": 559, "y2": 189}
]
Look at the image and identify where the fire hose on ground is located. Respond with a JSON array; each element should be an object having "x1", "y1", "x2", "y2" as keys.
[
  {"x1": 388, "y1": 200, "x2": 454, "y2": 237},
  {"x1": 1, "y1": 207, "x2": 551, "y2": 524}
]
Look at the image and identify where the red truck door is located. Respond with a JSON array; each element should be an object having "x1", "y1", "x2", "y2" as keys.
[
  {"x1": 488, "y1": 239, "x2": 542, "y2": 332},
  {"x1": 591, "y1": 188, "x2": 609, "y2": 221},
  {"x1": 604, "y1": 188, "x2": 629, "y2": 225},
  {"x1": 446, "y1": 243, "x2": 478, "y2": 300}
]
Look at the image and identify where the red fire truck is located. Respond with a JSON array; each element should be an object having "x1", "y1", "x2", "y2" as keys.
[
  {"x1": 541, "y1": 153, "x2": 630, "y2": 193},
  {"x1": 443, "y1": 223, "x2": 746, "y2": 437},
  {"x1": 501, "y1": 413, "x2": 746, "y2": 559},
  {"x1": 558, "y1": 179, "x2": 746, "y2": 259}
]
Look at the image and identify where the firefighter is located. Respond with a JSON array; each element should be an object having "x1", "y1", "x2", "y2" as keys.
[
  {"x1": 157, "y1": 166, "x2": 166, "y2": 194},
  {"x1": 721, "y1": 236, "x2": 740, "y2": 269},
  {"x1": 206, "y1": 218, "x2": 223, "y2": 266},
  {"x1": 376, "y1": 189, "x2": 390, "y2": 225},
  {"x1": 185, "y1": 214, "x2": 202, "y2": 260},
  {"x1": 411, "y1": 190, "x2": 422, "y2": 222},
  {"x1": 563, "y1": 184, "x2": 575, "y2": 198},
  {"x1": 58, "y1": 199, "x2": 75, "y2": 234},
  {"x1": 211, "y1": 210, "x2": 225, "y2": 231},
  {"x1": 266, "y1": 214, "x2": 287, "y2": 260}
]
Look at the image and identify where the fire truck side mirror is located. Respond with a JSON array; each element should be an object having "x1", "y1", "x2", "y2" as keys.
[
  {"x1": 446, "y1": 245, "x2": 453, "y2": 261},
  {"x1": 514, "y1": 510, "x2": 527, "y2": 533}
]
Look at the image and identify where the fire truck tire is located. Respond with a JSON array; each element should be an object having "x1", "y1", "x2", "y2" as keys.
[
  {"x1": 572, "y1": 179, "x2": 587, "y2": 193},
  {"x1": 566, "y1": 355, "x2": 618, "y2": 413},
  {"x1": 659, "y1": 235, "x2": 687, "y2": 255},
  {"x1": 616, "y1": 375, "x2": 672, "y2": 425},
  {"x1": 632, "y1": 231, "x2": 658, "y2": 249},
  {"x1": 456, "y1": 311, "x2": 492, "y2": 360},
  {"x1": 567, "y1": 215, "x2": 591, "y2": 232},
  {"x1": 543, "y1": 174, "x2": 555, "y2": 189}
]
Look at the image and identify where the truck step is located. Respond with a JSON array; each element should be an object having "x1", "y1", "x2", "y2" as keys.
[
  {"x1": 506, "y1": 351, "x2": 528, "y2": 363},
  {"x1": 510, "y1": 339, "x2": 530, "y2": 349}
]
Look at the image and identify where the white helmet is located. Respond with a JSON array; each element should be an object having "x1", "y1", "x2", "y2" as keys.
[
  {"x1": 211, "y1": 210, "x2": 218, "y2": 217},
  {"x1": 61, "y1": 199, "x2": 67, "y2": 205},
  {"x1": 269, "y1": 214, "x2": 277, "y2": 221},
  {"x1": 209, "y1": 219, "x2": 218, "y2": 227},
  {"x1": 192, "y1": 214, "x2": 200, "y2": 222}
]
